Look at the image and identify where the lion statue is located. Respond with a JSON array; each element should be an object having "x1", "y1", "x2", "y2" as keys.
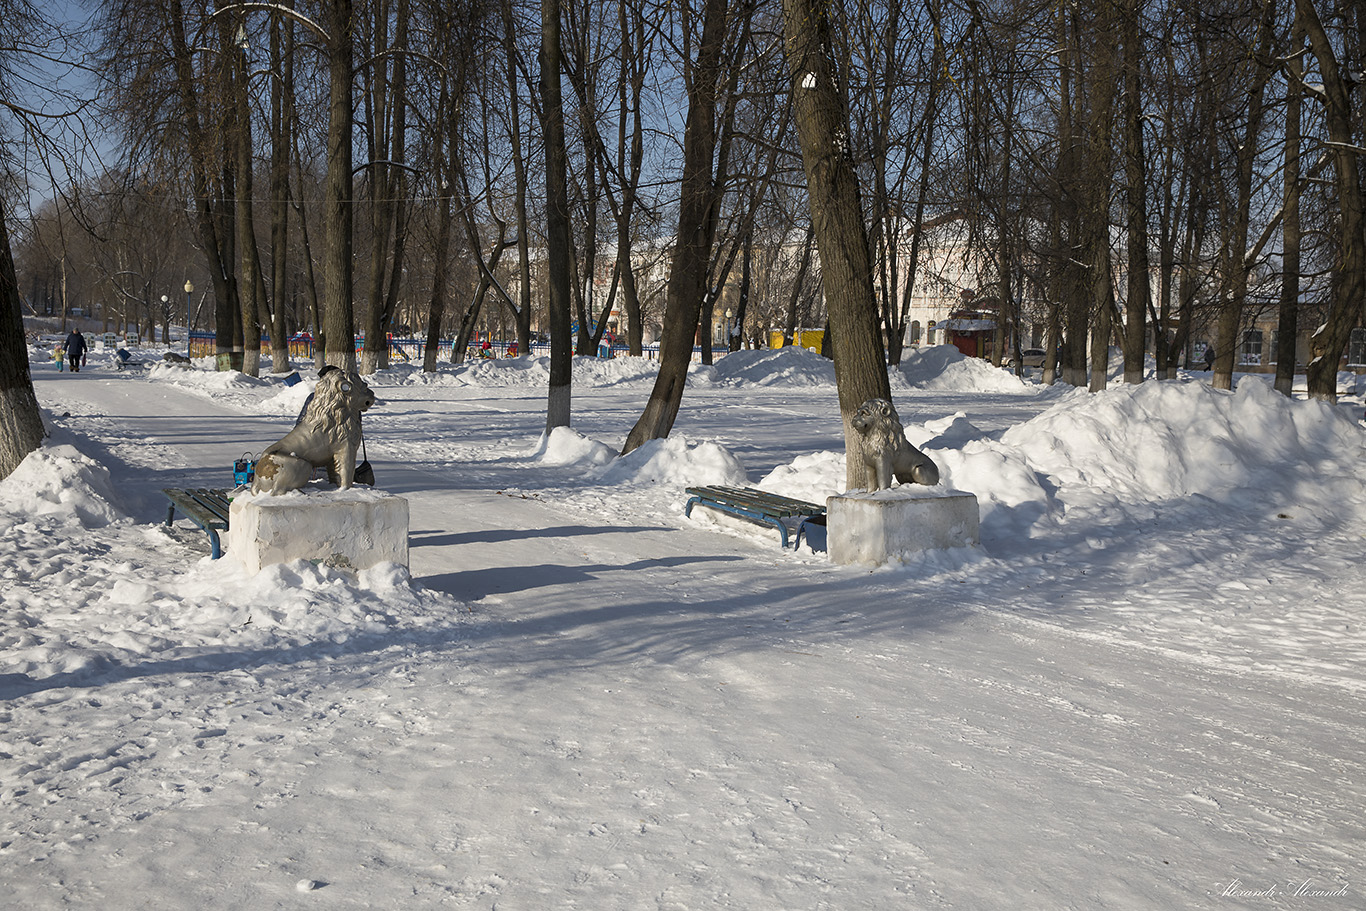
[
  {"x1": 252, "y1": 370, "x2": 376, "y2": 495},
  {"x1": 850, "y1": 397, "x2": 940, "y2": 491}
]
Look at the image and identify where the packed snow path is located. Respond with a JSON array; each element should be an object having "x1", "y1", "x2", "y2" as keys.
[{"x1": 3, "y1": 356, "x2": 1363, "y2": 909}]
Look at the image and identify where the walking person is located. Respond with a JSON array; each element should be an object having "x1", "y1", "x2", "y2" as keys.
[{"x1": 63, "y1": 329, "x2": 88, "y2": 373}]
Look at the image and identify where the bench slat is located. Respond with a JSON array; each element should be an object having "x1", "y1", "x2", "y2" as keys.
[{"x1": 685, "y1": 485, "x2": 824, "y2": 517}]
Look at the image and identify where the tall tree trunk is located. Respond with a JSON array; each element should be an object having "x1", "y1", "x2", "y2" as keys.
[
  {"x1": 1276, "y1": 14, "x2": 1304, "y2": 397},
  {"x1": 268, "y1": 14, "x2": 293, "y2": 374},
  {"x1": 503, "y1": 0, "x2": 534, "y2": 356},
  {"x1": 1211, "y1": 1, "x2": 1274, "y2": 392},
  {"x1": 167, "y1": 0, "x2": 239, "y2": 372},
  {"x1": 233, "y1": 27, "x2": 266, "y2": 378},
  {"x1": 783, "y1": 0, "x2": 893, "y2": 491},
  {"x1": 784, "y1": 224, "x2": 815, "y2": 346},
  {"x1": 322, "y1": 0, "x2": 357, "y2": 372},
  {"x1": 1088, "y1": 271, "x2": 1113, "y2": 393},
  {"x1": 1297, "y1": 0, "x2": 1365, "y2": 401},
  {"x1": 1082, "y1": 3, "x2": 1118, "y2": 393},
  {"x1": 731, "y1": 238, "x2": 751, "y2": 352},
  {"x1": 422, "y1": 106, "x2": 454, "y2": 374},
  {"x1": 541, "y1": 0, "x2": 573, "y2": 430},
  {"x1": 284, "y1": 31, "x2": 323, "y2": 369},
  {"x1": 1120, "y1": 0, "x2": 1149, "y2": 384},
  {"x1": 1057, "y1": 7, "x2": 1089, "y2": 388},
  {"x1": 621, "y1": 0, "x2": 731, "y2": 454},
  {"x1": 359, "y1": 0, "x2": 409, "y2": 376},
  {"x1": 617, "y1": 0, "x2": 648, "y2": 356},
  {"x1": 0, "y1": 193, "x2": 43, "y2": 481}
]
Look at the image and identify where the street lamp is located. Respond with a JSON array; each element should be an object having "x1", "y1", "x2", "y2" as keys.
[
  {"x1": 184, "y1": 280, "x2": 195, "y2": 356},
  {"x1": 161, "y1": 295, "x2": 169, "y2": 344}
]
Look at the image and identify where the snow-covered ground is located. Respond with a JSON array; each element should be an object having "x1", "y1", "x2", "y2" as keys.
[{"x1": 4, "y1": 341, "x2": 1364, "y2": 909}]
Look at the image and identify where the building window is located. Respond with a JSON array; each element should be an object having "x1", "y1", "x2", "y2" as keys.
[
  {"x1": 1349, "y1": 328, "x2": 1366, "y2": 366},
  {"x1": 1239, "y1": 329, "x2": 1263, "y2": 366},
  {"x1": 909, "y1": 320, "x2": 922, "y2": 345}
]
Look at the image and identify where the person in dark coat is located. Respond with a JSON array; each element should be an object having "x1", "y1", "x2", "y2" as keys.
[{"x1": 63, "y1": 330, "x2": 88, "y2": 373}]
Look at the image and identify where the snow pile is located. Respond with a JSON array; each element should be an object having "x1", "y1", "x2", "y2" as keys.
[
  {"x1": 905, "y1": 411, "x2": 994, "y2": 449},
  {"x1": 596, "y1": 434, "x2": 748, "y2": 487},
  {"x1": 757, "y1": 451, "x2": 845, "y2": 504},
  {"x1": 146, "y1": 361, "x2": 266, "y2": 392},
  {"x1": 753, "y1": 379, "x2": 1366, "y2": 547},
  {"x1": 709, "y1": 347, "x2": 835, "y2": 387},
  {"x1": 374, "y1": 355, "x2": 660, "y2": 390},
  {"x1": 143, "y1": 360, "x2": 301, "y2": 415},
  {"x1": 532, "y1": 426, "x2": 618, "y2": 469},
  {"x1": 0, "y1": 444, "x2": 467, "y2": 684},
  {"x1": 898, "y1": 344, "x2": 1034, "y2": 393},
  {"x1": 0, "y1": 443, "x2": 125, "y2": 528},
  {"x1": 995, "y1": 378, "x2": 1365, "y2": 513},
  {"x1": 256, "y1": 377, "x2": 314, "y2": 415}
]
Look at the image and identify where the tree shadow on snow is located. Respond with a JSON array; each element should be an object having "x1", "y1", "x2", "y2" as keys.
[{"x1": 410, "y1": 524, "x2": 672, "y2": 548}]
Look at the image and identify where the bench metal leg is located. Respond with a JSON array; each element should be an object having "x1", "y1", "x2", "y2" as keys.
[
  {"x1": 767, "y1": 517, "x2": 792, "y2": 549},
  {"x1": 206, "y1": 528, "x2": 222, "y2": 560}
]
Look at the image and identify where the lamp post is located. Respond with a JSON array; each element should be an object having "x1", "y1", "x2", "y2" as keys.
[
  {"x1": 160, "y1": 295, "x2": 169, "y2": 345},
  {"x1": 184, "y1": 280, "x2": 195, "y2": 357}
]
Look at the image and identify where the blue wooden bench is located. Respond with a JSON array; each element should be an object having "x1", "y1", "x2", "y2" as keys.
[
  {"x1": 684, "y1": 485, "x2": 826, "y2": 549},
  {"x1": 162, "y1": 488, "x2": 232, "y2": 559}
]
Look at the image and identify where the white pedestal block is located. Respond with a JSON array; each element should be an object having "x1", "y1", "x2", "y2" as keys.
[
  {"x1": 827, "y1": 489, "x2": 979, "y2": 565},
  {"x1": 228, "y1": 490, "x2": 409, "y2": 573}
]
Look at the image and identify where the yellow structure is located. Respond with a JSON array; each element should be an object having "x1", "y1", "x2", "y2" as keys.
[{"x1": 768, "y1": 329, "x2": 825, "y2": 352}]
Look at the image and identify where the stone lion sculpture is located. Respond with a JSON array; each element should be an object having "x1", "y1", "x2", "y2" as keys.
[
  {"x1": 252, "y1": 370, "x2": 376, "y2": 495},
  {"x1": 850, "y1": 397, "x2": 940, "y2": 491}
]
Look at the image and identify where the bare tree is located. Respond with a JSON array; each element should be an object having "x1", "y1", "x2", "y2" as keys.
[
  {"x1": 1209, "y1": 0, "x2": 1276, "y2": 392},
  {"x1": 358, "y1": 0, "x2": 412, "y2": 375},
  {"x1": 0, "y1": 191, "x2": 42, "y2": 481},
  {"x1": 267, "y1": 12, "x2": 295, "y2": 374},
  {"x1": 783, "y1": 0, "x2": 893, "y2": 490},
  {"x1": 1295, "y1": 0, "x2": 1365, "y2": 402},
  {"x1": 322, "y1": 0, "x2": 358, "y2": 371},
  {"x1": 1274, "y1": 10, "x2": 1304, "y2": 398},
  {"x1": 541, "y1": 0, "x2": 574, "y2": 430},
  {"x1": 1, "y1": 0, "x2": 74, "y2": 479},
  {"x1": 1118, "y1": 0, "x2": 1150, "y2": 385},
  {"x1": 621, "y1": 0, "x2": 734, "y2": 454}
]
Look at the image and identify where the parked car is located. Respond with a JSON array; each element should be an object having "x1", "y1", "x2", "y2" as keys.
[{"x1": 1020, "y1": 347, "x2": 1047, "y2": 368}]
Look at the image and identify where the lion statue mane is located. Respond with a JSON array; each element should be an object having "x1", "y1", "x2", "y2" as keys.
[
  {"x1": 252, "y1": 370, "x2": 376, "y2": 495},
  {"x1": 850, "y1": 397, "x2": 940, "y2": 491}
]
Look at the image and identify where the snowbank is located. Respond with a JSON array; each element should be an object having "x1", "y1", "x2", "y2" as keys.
[
  {"x1": 0, "y1": 441, "x2": 466, "y2": 683},
  {"x1": 898, "y1": 344, "x2": 1036, "y2": 393},
  {"x1": 756, "y1": 379, "x2": 1366, "y2": 548},
  {"x1": 708, "y1": 346, "x2": 836, "y2": 387},
  {"x1": 596, "y1": 435, "x2": 748, "y2": 488},
  {"x1": 371, "y1": 355, "x2": 661, "y2": 389}
]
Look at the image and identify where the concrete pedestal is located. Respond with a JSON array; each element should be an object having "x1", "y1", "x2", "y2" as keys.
[
  {"x1": 228, "y1": 489, "x2": 409, "y2": 574},
  {"x1": 827, "y1": 489, "x2": 979, "y2": 565}
]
